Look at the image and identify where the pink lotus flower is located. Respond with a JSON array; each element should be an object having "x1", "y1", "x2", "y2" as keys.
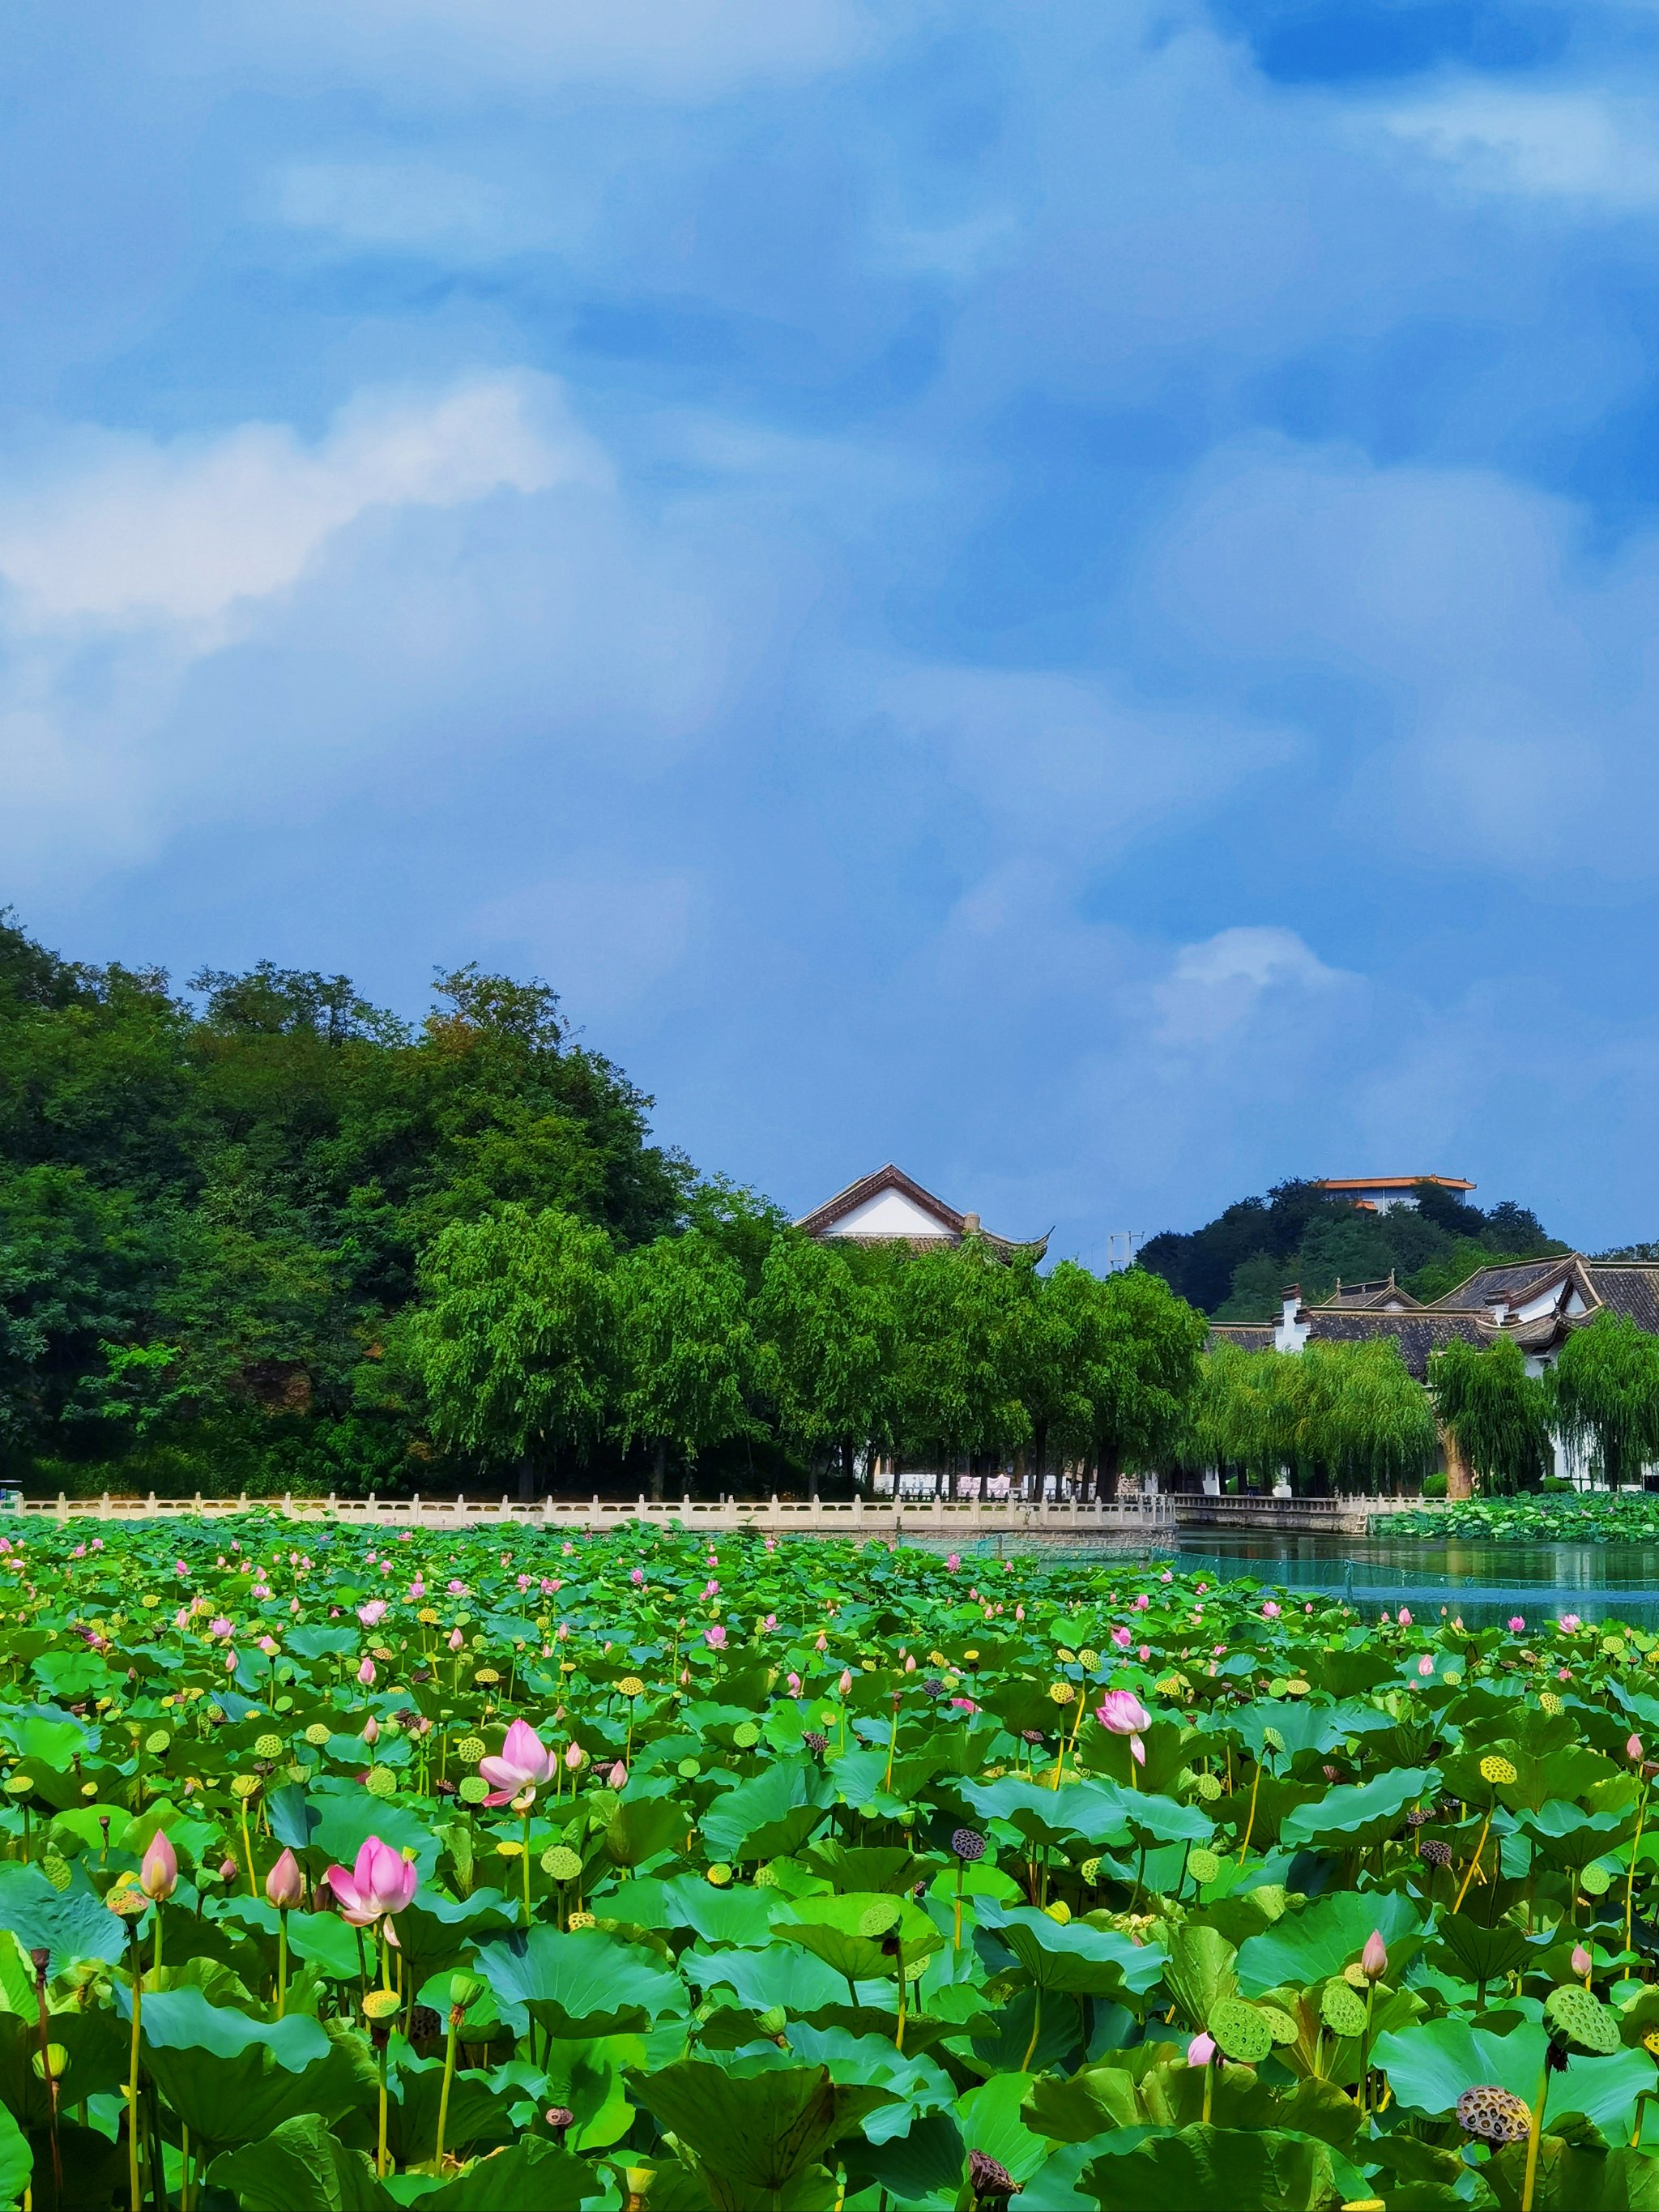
[
  {"x1": 1417, "y1": 1655, "x2": 1435, "y2": 1676},
  {"x1": 630, "y1": 1567, "x2": 645, "y2": 1585},
  {"x1": 266, "y1": 1849, "x2": 304, "y2": 1909},
  {"x1": 480, "y1": 1720, "x2": 557, "y2": 1805},
  {"x1": 1508, "y1": 1615, "x2": 1525, "y2": 1633},
  {"x1": 208, "y1": 1617, "x2": 232, "y2": 1639},
  {"x1": 139, "y1": 1830, "x2": 177, "y2": 1902},
  {"x1": 703, "y1": 1625, "x2": 727, "y2": 1650},
  {"x1": 258, "y1": 1636, "x2": 278, "y2": 1655},
  {"x1": 1631, "y1": 1735, "x2": 1644, "y2": 1762},
  {"x1": 447, "y1": 1629, "x2": 465, "y2": 1652},
  {"x1": 1134, "y1": 1594, "x2": 1149, "y2": 1611},
  {"x1": 945, "y1": 1553, "x2": 960, "y2": 1573},
  {"x1": 1187, "y1": 2031, "x2": 1215, "y2": 2067},
  {"x1": 764, "y1": 1613, "x2": 778, "y2": 1633},
  {"x1": 1160, "y1": 1570, "x2": 1173, "y2": 1583},
  {"x1": 1096, "y1": 1689, "x2": 1152, "y2": 1765},
  {"x1": 1361, "y1": 1930, "x2": 1387, "y2": 1981},
  {"x1": 326, "y1": 1837, "x2": 417, "y2": 1926},
  {"x1": 1261, "y1": 1600, "x2": 1281, "y2": 1620},
  {"x1": 1559, "y1": 1614, "x2": 1582, "y2": 1633},
  {"x1": 764, "y1": 1536, "x2": 776, "y2": 1552},
  {"x1": 358, "y1": 1600, "x2": 387, "y2": 1628},
  {"x1": 356, "y1": 1657, "x2": 376, "y2": 1686},
  {"x1": 1111, "y1": 1626, "x2": 1132, "y2": 1649}
]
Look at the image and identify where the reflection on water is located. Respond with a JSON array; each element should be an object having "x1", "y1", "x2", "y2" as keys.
[{"x1": 907, "y1": 1529, "x2": 1659, "y2": 1624}]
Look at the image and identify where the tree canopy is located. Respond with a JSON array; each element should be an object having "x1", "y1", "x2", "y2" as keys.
[{"x1": 1141, "y1": 1177, "x2": 1565, "y2": 1320}]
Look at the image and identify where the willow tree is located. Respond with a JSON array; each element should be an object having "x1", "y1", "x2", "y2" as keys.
[
  {"x1": 407, "y1": 1203, "x2": 618, "y2": 1494},
  {"x1": 1550, "y1": 1313, "x2": 1659, "y2": 1488},
  {"x1": 753, "y1": 1233, "x2": 895, "y2": 1489},
  {"x1": 616, "y1": 1233, "x2": 767, "y2": 1497},
  {"x1": 1428, "y1": 1338, "x2": 1552, "y2": 1496},
  {"x1": 1184, "y1": 1339, "x2": 1435, "y2": 1494}
]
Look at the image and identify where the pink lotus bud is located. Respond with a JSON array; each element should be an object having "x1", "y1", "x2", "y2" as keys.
[
  {"x1": 362, "y1": 1716, "x2": 379, "y2": 1744},
  {"x1": 1631, "y1": 1736, "x2": 1644, "y2": 1762},
  {"x1": 904, "y1": 1655, "x2": 916, "y2": 1673},
  {"x1": 139, "y1": 1830, "x2": 177, "y2": 1902},
  {"x1": 630, "y1": 1567, "x2": 645, "y2": 1585},
  {"x1": 565, "y1": 1742, "x2": 585, "y2": 1771},
  {"x1": 447, "y1": 1629, "x2": 464, "y2": 1651},
  {"x1": 1572, "y1": 1945, "x2": 1593, "y2": 1979},
  {"x1": 1361, "y1": 1931, "x2": 1387, "y2": 1982},
  {"x1": 1397, "y1": 1608, "x2": 1412, "y2": 1626},
  {"x1": 224, "y1": 1649, "x2": 237, "y2": 1672},
  {"x1": 1187, "y1": 2031, "x2": 1215, "y2": 2067},
  {"x1": 219, "y1": 1857, "x2": 237, "y2": 1883},
  {"x1": 838, "y1": 1668, "x2": 852, "y2": 1695},
  {"x1": 814, "y1": 1633, "x2": 827, "y2": 1652},
  {"x1": 787, "y1": 1672, "x2": 802, "y2": 1696},
  {"x1": 357, "y1": 1657, "x2": 376, "y2": 1685},
  {"x1": 1508, "y1": 1615, "x2": 1525, "y2": 1632},
  {"x1": 608, "y1": 1761, "x2": 627, "y2": 1788},
  {"x1": 266, "y1": 1849, "x2": 304, "y2": 1910},
  {"x1": 945, "y1": 1553, "x2": 960, "y2": 1572},
  {"x1": 1418, "y1": 1655, "x2": 1435, "y2": 1676}
]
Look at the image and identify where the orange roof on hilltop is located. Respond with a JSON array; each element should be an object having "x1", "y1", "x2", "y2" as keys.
[{"x1": 1316, "y1": 1175, "x2": 1475, "y2": 1192}]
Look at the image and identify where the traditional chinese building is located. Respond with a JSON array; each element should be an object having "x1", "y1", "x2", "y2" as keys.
[{"x1": 794, "y1": 1163, "x2": 1048, "y2": 1261}]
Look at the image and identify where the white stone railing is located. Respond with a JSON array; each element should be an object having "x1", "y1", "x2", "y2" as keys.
[{"x1": 15, "y1": 1490, "x2": 1177, "y2": 1535}]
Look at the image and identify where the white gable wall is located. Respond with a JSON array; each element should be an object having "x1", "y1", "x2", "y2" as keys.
[{"x1": 827, "y1": 1189, "x2": 956, "y2": 1239}]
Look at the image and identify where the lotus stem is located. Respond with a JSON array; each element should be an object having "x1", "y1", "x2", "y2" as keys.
[
  {"x1": 893, "y1": 1934, "x2": 906, "y2": 2052},
  {"x1": 1520, "y1": 2045, "x2": 1551, "y2": 2212},
  {"x1": 275, "y1": 1911, "x2": 288, "y2": 2019},
  {"x1": 1236, "y1": 1761, "x2": 1262, "y2": 1864},
  {"x1": 126, "y1": 1926, "x2": 143, "y2": 2212},
  {"x1": 1452, "y1": 1802, "x2": 1495, "y2": 1915},
  {"x1": 1021, "y1": 1988, "x2": 1043, "y2": 2072},
  {"x1": 1628, "y1": 1781, "x2": 1649, "y2": 1958},
  {"x1": 434, "y1": 2009, "x2": 459, "y2": 2171}
]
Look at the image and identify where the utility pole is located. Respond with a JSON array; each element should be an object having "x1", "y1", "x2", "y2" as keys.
[{"x1": 1106, "y1": 1231, "x2": 1145, "y2": 1273}]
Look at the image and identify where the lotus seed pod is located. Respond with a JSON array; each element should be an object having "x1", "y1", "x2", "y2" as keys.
[{"x1": 1456, "y1": 2085, "x2": 1531, "y2": 2146}]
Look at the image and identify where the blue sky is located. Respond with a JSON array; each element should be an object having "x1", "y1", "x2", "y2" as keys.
[{"x1": 6, "y1": 0, "x2": 1659, "y2": 1262}]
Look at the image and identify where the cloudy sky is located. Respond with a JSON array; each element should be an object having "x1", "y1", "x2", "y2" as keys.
[{"x1": 6, "y1": 0, "x2": 1657, "y2": 1259}]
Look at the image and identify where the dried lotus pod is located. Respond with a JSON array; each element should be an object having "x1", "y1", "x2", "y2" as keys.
[{"x1": 1456, "y1": 2084, "x2": 1531, "y2": 2147}]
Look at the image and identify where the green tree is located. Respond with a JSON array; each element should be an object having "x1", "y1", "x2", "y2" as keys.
[
  {"x1": 616, "y1": 1235, "x2": 767, "y2": 1496},
  {"x1": 1428, "y1": 1337, "x2": 1554, "y2": 1495},
  {"x1": 0, "y1": 1166, "x2": 164, "y2": 1455},
  {"x1": 1550, "y1": 1312, "x2": 1659, "y2": 1489},
  {"x1": 1078, "y1": 1268, "x2": 1208, "y2": 1495},
  {"x1": 893, "y1": 1240, "x2": 1030, "y2": 1492},
  {"x1": 407, "y1": 1205, "x2": 618, "y2": 1494},
  {"x1": 1184, "y1": 1339, "x2": 1436, "y2": 1495},
  {"x1": 756, "y1": 1235, "x2": 895, "y2": 1488}
]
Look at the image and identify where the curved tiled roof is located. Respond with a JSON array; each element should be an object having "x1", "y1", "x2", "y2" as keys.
[
  {"x1": 1432, "y1": 1259, "x2": 1567, "y2": 1311},
  {"x1": 1208, "y1": 1324, "x2": 1274, "y2": 1353},
  {"x1": 1302, "y1": 1309, "x2": 1494, "y2": 1378},
  {"x1": 1584, "y1": 1265, "x2": 1659, "y2": 1334}
]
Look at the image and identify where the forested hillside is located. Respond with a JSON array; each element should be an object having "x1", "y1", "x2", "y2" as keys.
[
  {"x1": 1139, "y1": 1177, "x2": 1567, "y2": 1319},
  {"x1": 0, "y1": 912, "x2": 1205, "y2": 1498}
]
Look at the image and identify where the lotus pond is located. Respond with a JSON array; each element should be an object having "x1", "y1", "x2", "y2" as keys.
[{"x1": 2, "y1": 1523, "x2": 1659, "y2": 2210}]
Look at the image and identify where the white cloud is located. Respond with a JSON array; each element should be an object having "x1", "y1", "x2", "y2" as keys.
[
  {"x1": 213, "y1": 0, "x2": 889, "y2": 101},
  {"x1": 1137, "y1": 435, "x2": 1659, "y2": 875},
  {"x1": 0, "y1": 375, "x2": 594, "y2": 639},
  {"x1": 868, "y1": 661, "x2": 1294, "y2": 863},
  {"x1": 1374, "y1": 84, "x2": 1659, "y2": 206},
  {"x1": 1154, "y1": 926, "x2": 1353, "y2": 1049}
]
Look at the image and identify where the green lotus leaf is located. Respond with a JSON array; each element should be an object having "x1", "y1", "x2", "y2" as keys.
[
  {"x1": 206, "y1": 2115, "x2": 391, "y2": 2212},
  {"x1": 471, "y1": 1925, "x2": 684, "y2": 2039},
  {"x1": 1278, "y1": 1767, "x2": 1438, "y2": 1853},
  {"x1": 629, "y1": 2058, "x2": 894, "y2": 2196},
  {"x1": 1081, "y1": 2122, "x2": 1337, "y2": 2212}
]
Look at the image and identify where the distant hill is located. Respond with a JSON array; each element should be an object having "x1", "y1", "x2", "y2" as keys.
[{"x1": 1138, "y1": 1179, "x2": 1567, "y2": 1321}]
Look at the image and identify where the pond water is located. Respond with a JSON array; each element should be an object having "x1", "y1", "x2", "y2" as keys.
[{"x1": 915, "y1": 1529, "x2": 1659, "y2": 1624}]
